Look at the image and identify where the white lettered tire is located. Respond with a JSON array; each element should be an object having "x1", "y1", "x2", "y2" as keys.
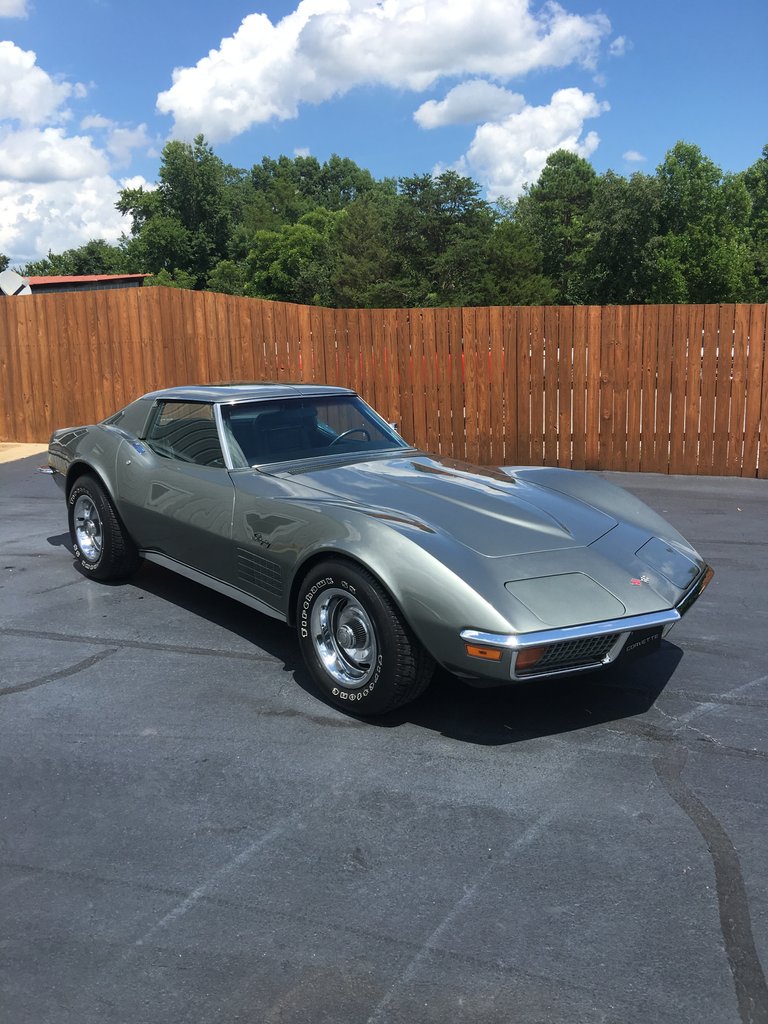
[
  {"x1": 297, "y1": 560, "x2": 433, "y2": 715},
  {"x1": 67, "y1": 475, "x2": 138, "y2": 581}
]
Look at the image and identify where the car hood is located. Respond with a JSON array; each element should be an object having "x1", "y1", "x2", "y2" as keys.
[{"x1": 269, "y1": 453, "x2": 619, "y2": 557}]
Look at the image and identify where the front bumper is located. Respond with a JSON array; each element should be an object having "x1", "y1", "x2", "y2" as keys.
[{"x1": 460, "y1": 564, "x2": 714, "y2": 682}]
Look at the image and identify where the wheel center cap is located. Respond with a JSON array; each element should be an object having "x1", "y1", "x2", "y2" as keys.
[{"x1": 336, "y1": 624, "x2": 356, "y2": 648}]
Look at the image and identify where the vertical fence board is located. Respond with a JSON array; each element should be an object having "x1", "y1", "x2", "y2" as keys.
[
  {"x1": 543, "y1": 306, "x2": 559, "y2": 466},
  {"x1": 409, "y1": 309, "x2": 429, "y2": 451},
  {"x1": 743, "y1": 304, "x2": 766, "y2": 477},
  {"x1": 727, "y1": 305, "x2": 751, "y2": 477},
  {"x1": 421, "y1": 310, "x2": 440, "y2": 454},
  {"x1": 473, "y1": 307, "x2": 492, "y2": 465},
  {"x1": 501, "y1": 306, "x2": 518, "y2": 465},
  {"x1": 584, "y1": 306, "x2": 601, "y2": 470},
  {"x1": 556, "y1": 306, "x2": 573, "y2": 468},
  {"x1": 382, "y1": 308, "x2": 401, "y2": 434},
  {"x1": 515, "y1": 307, "x2": 533, "y2": 465},
  {"x1": 570, "y1": 306, "x2": 587, "y2": 470},
  {"x1": 433, "y1": 307, "x2": 452, "y2": 457},
  {"x1": 684, "y1": 305, "x2": 705, "y2": 474},
  {"x1": 759, "y1": 305, "x2": 768, "y2": 479},
  {"x1": 529, "y1": 307, "x2": 545, "y2": 465},
  {"x1": 368, "y1": 309, "x2": 385, "y2": 409},
  {"x1": 488, "y1": 306, "x2": 504, "y2": 465},
  {"x1": 653, "y1": 305, "x2": 675, "y2": 472},
  {"x1": 598, "y1": 306, "x2": 615, "y2": 469},
  {"x1": 713, "y1": 305, "x2": 736, "y2": 476},
  {"x1": 699, "y1": 303, "x2": 719, "y2": 474},
  {"x1": 625, "y1": 305, "x2": 643, "y2": 472},
  {"x1": 611, "y1": 305, "x2": 630, "y2": 471},
  {"x1": 395, "y1": 310, "x2": 414, "y2": 446},
  {"x1": 447, "y1": 307, "x2": 465, "y2": 460},
  {"x1": 640, "y1": 303, "x2": 658, "y2": 472},
  {"x1": 461, "y1": 307, "x2": 479, "y2": 464},
  {"x1": 669, "y1": 305, "x2": 689, "y2": 474},
  {"x1": 0, "y1": 299, "x2": 18, "y2": 441}
]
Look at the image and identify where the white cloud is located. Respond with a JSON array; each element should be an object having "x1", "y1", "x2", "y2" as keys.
[
  {"x1": 0, "y1": 45, "x2": 152, "y2": 261},
  {"x1": 623, "y1": 149, "x2": 646, "y2": 163},
  {"x1": 0, "y1": 127, "x2": 109, "y2": 182},
  {"x1": 294, "y1": 146, "x2": 311, "y2": 157},
  {"x1": 453, "y1": 87, "x2": 608, "y2": 199},
  {"x1": 414, "y1": 80, "x2": 524, "y2": 128},
  {"x1": 157, "y1": 0, "x2": 612, "y2": 142},
  {"x1": 609, "y1": 35, "x2": 627, "y2": 57},
  {"x1": 105, "y1": 123, "x2": 151, "y2": 165},
  {"x1": 81, "y1": 114, "x2": 115, "y2": 130},
  {"x1": 0, "y1": 40, "x2": 84, "y2": 125},
  {"x1": 0, "y1": 175, "x2": 149, "y2": 264},
  {"x1": 0, "y1": 0, "x2": 28, "y2": 17}
]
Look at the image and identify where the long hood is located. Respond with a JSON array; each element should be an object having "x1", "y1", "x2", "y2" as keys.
[{"x1": 270, "y1": 453, "x2": 619, "y2": 557}]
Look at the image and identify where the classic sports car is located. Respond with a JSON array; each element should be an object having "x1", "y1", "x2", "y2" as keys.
[{"x1": 48, "y1": 383, "x2": 713, "y2": 715}]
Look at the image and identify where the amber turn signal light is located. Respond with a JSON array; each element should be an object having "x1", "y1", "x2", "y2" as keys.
[
  {"x1": 515, "y1": 645, "x2": 547, "y2": 671},
  {"x1": 465, "y1": 644, "x2": 503, "y2": 662}
]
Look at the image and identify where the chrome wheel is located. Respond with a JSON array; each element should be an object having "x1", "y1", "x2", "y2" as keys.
[
  {"x1": 310, "y1": 587, "x2": 377, "y2": 688},
  {"x1": 73, "y1": 493, "x2": 103, "y2": 563}
]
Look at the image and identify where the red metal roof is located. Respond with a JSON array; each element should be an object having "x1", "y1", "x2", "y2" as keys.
[{"x1": 26, "y1": 274, "x2": 150, "y2": 285}]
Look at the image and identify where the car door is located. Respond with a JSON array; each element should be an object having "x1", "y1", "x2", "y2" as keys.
[{"x1": 115, "y1": 400, "x2": 235, "y2": 579}]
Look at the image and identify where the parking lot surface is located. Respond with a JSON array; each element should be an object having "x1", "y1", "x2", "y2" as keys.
[{"x1": 1, "y1": 453, "x2": 767, "y2": 1024}]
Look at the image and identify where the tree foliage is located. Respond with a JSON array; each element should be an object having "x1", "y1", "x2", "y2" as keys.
[{"x1": 20, "y1": 135, "x2": 768, "y2": 306}]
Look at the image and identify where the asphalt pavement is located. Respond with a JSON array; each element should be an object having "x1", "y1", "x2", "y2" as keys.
[{"x1": 1, "y1": 453, "x2": 766, "y2": 1024}]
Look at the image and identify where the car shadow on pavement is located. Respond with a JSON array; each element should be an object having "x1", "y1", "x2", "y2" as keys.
[
  {"x1": 385, "y1": 645, "x2": 683, "y2": 745},
  {"x1": 114, "y1": 559, "x2": 683, "y2": 747}
]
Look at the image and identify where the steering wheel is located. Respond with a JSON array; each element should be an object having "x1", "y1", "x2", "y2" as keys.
[{"x1": 328, "y1": 427, "x2": 372, "y2": 447}]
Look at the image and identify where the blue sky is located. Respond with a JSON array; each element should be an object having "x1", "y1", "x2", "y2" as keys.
[{"x1": 1, "y1": 0, "x2": 766, "y2": 264}]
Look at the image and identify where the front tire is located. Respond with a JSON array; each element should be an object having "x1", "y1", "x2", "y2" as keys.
[
  {"x1": 297, "y1": 560, "x2": 433, "y2": 715},
  {"x1": 67, "y1": 475, "x2": 138, "y2": 581}
]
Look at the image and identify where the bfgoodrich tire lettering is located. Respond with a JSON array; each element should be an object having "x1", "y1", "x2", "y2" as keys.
[
  {"x1": 297, "y1": 560, "x2": 433, "y2": 715},
  {"x1": 67, "y1": 474, "x2": 138, "y2": 581}
]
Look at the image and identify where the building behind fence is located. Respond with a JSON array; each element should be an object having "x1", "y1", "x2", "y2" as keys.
[{"x1": 1, "y1": 287, "x2": 767, "y2": 477}]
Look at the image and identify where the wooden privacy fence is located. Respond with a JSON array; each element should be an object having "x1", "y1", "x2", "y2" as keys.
[{"x1": 1, "y1": 287, "x2": 767, "y2": 477}]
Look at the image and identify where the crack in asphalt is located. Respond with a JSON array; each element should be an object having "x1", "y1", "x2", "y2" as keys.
[
  {"x1": 654, "y1": 744, "x2": 768, "y2": 1024},
  {"x1": 0, "y1": 625, "x2": 282, "y2": 664},
  {"x1": 0, "y1": 648, "x2": 118, "y2": 697}
]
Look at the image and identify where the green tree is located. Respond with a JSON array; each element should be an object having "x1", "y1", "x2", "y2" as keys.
[
  {"x1": 742, "y1": 144, "x2": 768, "y2": 298},
  {"x1": 514, "y1": 150, "x2": 598, "y2": 303},
  {"x1": 389, "y1": 170, "x2": 496, "y2": 305},
  {"x1": 329, "y1": 190, "x2": 403, "y2": 307},
  {"x1": 244, "y1": 209, "x2": 339, "y2": 305},
  {"x1": 578, "y1": 170, "x2": 662, "y2": 303},
  {"x1": 117, "y1": 135, "x2": 234, "y2": 286},
  {"x1": 145, "y1": 268, "x2": 197, "y2": 289},
  {"x1": 0, "y1": 253, "x2": 9, "y2": 273},
  {"x1": 121, "y1": 215, "x2": 192, "y2": 276},
  {"x1": 206, "y1": 259, "x2": 247, "y2": 295},
  {"x1": 22, "y1": 239, "x2": 126, "y2": 277},
  {"x1": 482, "y1": 218, "x2": 557, "y2": 305},
  {"x1": 641, "y1": 142, "x2": 755, "y2": 302}
]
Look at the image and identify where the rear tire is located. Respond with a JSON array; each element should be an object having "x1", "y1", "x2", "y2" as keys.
[
  {"x1": 297, "y1": 560, "x2": 433, "y2": 715},
  {"x1": 68, "y1": 475, "x2": 138, "y2": 581}
]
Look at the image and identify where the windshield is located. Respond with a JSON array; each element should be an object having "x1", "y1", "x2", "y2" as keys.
[{"x1": 220, "y1": 395, "x2": 409, "y2": 467}]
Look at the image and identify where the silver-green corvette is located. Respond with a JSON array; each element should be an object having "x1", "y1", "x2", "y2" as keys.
[{"x1": 48, "y1": 384, "x2": 713, "y2": 715}]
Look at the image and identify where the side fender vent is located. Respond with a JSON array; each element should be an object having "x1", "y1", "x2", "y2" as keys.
[{"x1": 236, "y1": 547, "x2": 283, "y2": 598}]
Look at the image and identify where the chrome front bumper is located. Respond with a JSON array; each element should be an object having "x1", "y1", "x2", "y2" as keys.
[{"x1": 460, "y1": 564, "x2": 714, "y2": 681}]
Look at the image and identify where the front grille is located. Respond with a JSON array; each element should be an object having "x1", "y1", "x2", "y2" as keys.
[{"x1": 517, "y1": 633, "x2": 618, "y2": 675}]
